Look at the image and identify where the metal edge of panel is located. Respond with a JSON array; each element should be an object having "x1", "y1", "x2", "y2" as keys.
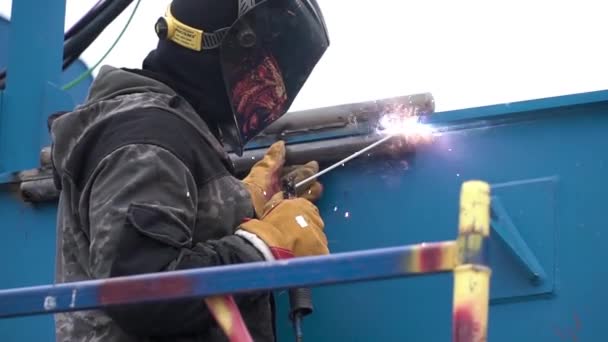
[
  {"x1": 7, "y1": 89, "x2": 608, "y2": 202},
  {"x1": 427, "y1": 89, "x2": 608, "y2": 125},
  {"x1": 3, "y1": 93, "x2": 435, "y2": 201}
]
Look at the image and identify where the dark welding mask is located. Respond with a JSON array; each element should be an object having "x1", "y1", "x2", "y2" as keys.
[{"x1": 155, "y1": 0, "x2": 330, "y2": 155}]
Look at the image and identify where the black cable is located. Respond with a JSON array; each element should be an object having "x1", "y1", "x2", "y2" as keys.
[
  {"x1": 65, "y1": 0, "x2": 110, "y2": 40},
  {"x1": 62, "y1": 0, "x2": 134, "y2": 69},
  {"x1": 282, "y1": 178, "x2": 314, "y2": 342}
]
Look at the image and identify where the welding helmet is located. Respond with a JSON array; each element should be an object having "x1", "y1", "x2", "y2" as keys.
[{"x1": 154, "y1": 0, "x2": 330, "y2": 155}]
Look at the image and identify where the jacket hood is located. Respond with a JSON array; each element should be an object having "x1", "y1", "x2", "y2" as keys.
[
  {"x1": 50, "y1": 65, "x2": 230, "y2": 183},
  {"x1": 86, "y1": 65, "x2": 179, "y2": 104}
]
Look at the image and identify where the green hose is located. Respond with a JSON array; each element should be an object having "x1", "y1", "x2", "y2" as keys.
[{"x1": 61, "y1": 0, "x2": 141, "y2": 91}]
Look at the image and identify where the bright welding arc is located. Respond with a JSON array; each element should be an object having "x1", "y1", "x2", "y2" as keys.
[{"x1": 295, "y1": 112, "x2": 436, "y2": 189}]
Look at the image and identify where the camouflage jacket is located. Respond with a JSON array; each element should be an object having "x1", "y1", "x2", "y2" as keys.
[{"x1": 51, "y1": 66, "x2": 275, "y2": 342}]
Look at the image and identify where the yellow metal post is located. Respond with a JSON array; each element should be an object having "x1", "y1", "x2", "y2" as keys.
[{"x1": 452, "y1": 181, "x2": 492, "y2": 342}]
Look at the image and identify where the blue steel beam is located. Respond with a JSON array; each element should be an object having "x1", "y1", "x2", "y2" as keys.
[
  {"x1": 0, "y1": 0, "x2": 66, "y2": 172},
  {"x1": 0, "y1": 242, "x2": 456, "y2": 318}
]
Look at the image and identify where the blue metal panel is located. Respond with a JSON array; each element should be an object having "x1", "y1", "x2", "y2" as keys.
[
  {"x1": 0, "y1": 0, "x2": 66, "y2": 172},
  {"x1": 0, "y1": 16, "x2": 93, "y2": 107},
  {"x1": 3, "y1": 92, "x2": 608, "y2": 341},
  {"x1": 272, "y1": 101, "x2": 608, "y2": 341},
  {"x1": 0, "y1": 5, "x2": 80, "y2": 342},
  {"x1": 0, "y1": 197, "x2": 58, "y2": 342}
]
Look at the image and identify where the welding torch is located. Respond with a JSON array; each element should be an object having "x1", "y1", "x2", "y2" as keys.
[
  {"x1": 280, "y1": 132, "x2": 397, "y2": 342},
  {"x1": 280, "y1": 175, "x2": 313, "y2": 342}
]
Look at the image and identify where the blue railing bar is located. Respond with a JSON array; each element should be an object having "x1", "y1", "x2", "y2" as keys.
[{"x1": 0, "y1": 242, "x2": 455, "y2": 318}]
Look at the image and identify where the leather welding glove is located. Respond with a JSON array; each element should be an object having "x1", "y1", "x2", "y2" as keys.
[
  {"x1": 281, "y1": 161, "x2": 324, "y2": 202},
  {"x1": 242, "y1": 141, "x2": 287, "y2": 218},
  {"x1": 237, "y1": 192, "x2": 329, "y2": 260},
  {"x1": 242, "y1": 141, "x2": 324, "y2": 217}
]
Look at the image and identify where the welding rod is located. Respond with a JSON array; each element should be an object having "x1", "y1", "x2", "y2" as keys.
[
  {"x1": 285, "y1": 132, "x2": 395, "y2": 341},
  {"x1": 295, "y1": 133, "x2": 396, "y2": 188}
]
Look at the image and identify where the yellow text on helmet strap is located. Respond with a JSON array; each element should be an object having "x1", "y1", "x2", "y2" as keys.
[{"x1": 164, "y1": 6, "x2": 204, "y2": 52}]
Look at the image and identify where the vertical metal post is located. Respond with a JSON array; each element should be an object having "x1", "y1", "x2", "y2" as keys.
[
  {"x1": 0, "y1": 0, "x2": 66, "y2": 172},
  {"x1": 452, "y1": 181, "x2": 492, "y2": 342}
]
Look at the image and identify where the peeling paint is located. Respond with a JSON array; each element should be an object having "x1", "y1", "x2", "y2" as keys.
[
  {"x1": 70, "y1": 289, "x2": 77, "y2": 308},
  {"x1": 43, "y1": 296, "x2": 57, "y2": 310}
]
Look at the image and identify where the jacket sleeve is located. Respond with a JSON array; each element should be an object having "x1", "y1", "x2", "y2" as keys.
[{"x1": 85, "y1": 143, "x2": 265, "y2": 336}]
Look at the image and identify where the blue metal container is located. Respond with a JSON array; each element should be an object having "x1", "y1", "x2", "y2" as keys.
[
  {"x1": 4, "y1": 90, "x2": 608, "y2": 341},
  {"x1": 275, "y1": 94, "x2": 608, "y2": 341},
  {"x1": 1, "y1": 1, "x2": 608, "y2": 341}
]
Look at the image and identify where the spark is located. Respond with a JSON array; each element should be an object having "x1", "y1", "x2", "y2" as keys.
[
  {"x1": 344, "y1": 211, "x2": 350, "y2": 218},
  {"x1": 377, "y1": 113, "x2": 435, "y2": 144},
  {"x1": 294, "y1": 106, "x2": 437, "y2": 190}
]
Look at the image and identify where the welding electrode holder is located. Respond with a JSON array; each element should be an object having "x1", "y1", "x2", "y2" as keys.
[
  {"x1": 282, "y1": 177, "x2": 314, "y2": 341},
  {"x1": 288, "y1": 288, "x2": 314, "y2": 319}
]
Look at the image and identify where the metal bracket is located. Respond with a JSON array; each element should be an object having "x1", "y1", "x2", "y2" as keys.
[{"x1": 491, "y1": 196, "x2": 547, "y2": 285}]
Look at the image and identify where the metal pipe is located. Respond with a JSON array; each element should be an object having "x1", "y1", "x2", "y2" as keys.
[
  {"x1": 0, "y1": 241, "x2": 456, "y2": 318},
  {"x1": 9, "y1": 92, "x2": 434, "y2": 200},
  {"x1": 16, "y1": 133, "x2": 414, "y2": 202},
  {"x1": 258, "y1": 93, "x2": 434, "y2": 140},
  {"x1": 452, "y1": 181, "x2": 492, "y2": 342}
]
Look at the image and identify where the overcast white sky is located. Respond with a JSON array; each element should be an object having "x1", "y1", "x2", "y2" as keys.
[{"x1": 1, "y1": 0, "x2": 608, "y2": 112}]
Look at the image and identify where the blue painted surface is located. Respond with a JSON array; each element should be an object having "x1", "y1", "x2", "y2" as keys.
[
  {"x1": 0, "y1": 198, "x2": 59, "y2": 342},
  {"x1": 2, "y1": 92, "x2": 608, "y2": 340},
  {"x1": 0, "y1": 17, "x2": 94, "y2": 107},
  {"x1": 0, "y1": 1, "x2": 67, "y2": 172},
  {"x1": 491, "y1": 195, "x2": 547, "y2": 285},
  {"x1": 0, "y1": 8, "x2": 90, "y2": 342},
  {"x1": 273, "y1": 102, "x2": 608, "y2": 341}
]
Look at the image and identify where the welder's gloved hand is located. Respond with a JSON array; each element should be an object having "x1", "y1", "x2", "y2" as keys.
[
  {"x1": 242, "y1": 141, "x2": 286, "y2": 218},
  {"x1": 281, "y1": 161, "x2": 323, "y2": 202},
  {"x1": 237, "y1": 193, "x2": 329, "y2": 260}
]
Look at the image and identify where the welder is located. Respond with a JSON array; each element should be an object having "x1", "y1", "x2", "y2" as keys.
[{"x1": 49, "y1": 0, "x2": 330, "y2": 341}]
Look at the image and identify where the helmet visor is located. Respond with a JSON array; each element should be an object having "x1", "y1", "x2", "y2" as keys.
[{"x1": 220, "y1": 0, "x2": 329, "y2": 145}]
